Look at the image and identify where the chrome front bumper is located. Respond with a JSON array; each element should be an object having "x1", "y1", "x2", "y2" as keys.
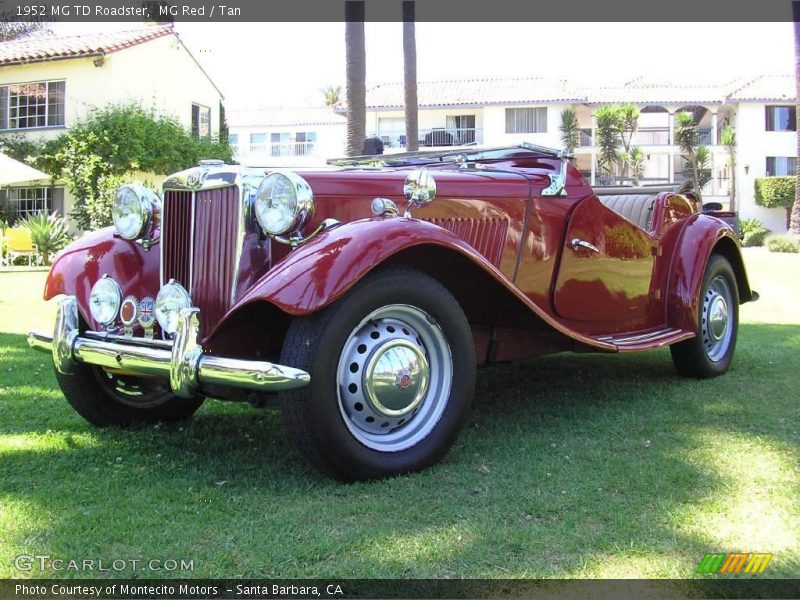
[{"x1": 28, "y1": 296, "x2": 310, "y2": 398}]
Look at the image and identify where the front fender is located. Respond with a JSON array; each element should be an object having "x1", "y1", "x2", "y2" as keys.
[
  {"x1": 666, "y1": 214, "x2": 753, "y2": 332},
  {"x1": 214, "y1": 217, "x2": 616, "y2": 352},
  {"x1": 232, "y1": 218, "x2": 495, "y2": 315},
  {"x1": 44, "y1": 227, "x2": 160, "y2": 329}
]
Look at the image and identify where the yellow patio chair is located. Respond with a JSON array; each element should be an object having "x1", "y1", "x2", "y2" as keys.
[{"x1": 5, "y1": 227, "x2": 39, "y2": 266}]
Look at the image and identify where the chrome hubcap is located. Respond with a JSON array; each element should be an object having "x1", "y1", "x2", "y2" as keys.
[
  {"x1": 701, "y1": 275, "x2": 734, "y2": 362},
  {"x1": 337, "y1": 304, "x2": 452, "y2": 452},
  {"x1": 707, "y1": 295, "x2": 728, "y2": 341},
  {"x1": 364, "y1": 339, "x2": 430, "y2": 417}
]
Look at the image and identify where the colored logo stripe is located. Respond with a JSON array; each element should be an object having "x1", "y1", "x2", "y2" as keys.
[
  {"x1": 697, "y1": 553, "x2": 726, "y2": 574},
  {"x1": 697, "y1": 553, "x2": 772, "y2": 574}
]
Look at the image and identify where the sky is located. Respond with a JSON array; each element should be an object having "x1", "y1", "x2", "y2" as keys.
[{"x1": 52, "y1": 22, "x2": 795, "y2": 109}]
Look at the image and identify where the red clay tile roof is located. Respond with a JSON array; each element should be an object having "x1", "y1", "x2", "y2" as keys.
[
  {"x1": 228, "y1": 106, "x2": 346, "y2": 128},
  {"x1": 367, "y1": 77, "x2": 584, "y2": 109},
  {"x1": 728, "y1": 74, "x2": 797, "y2": 102},
  {"x1": 0, "y1": 25, "x2": 174, "y2": 66},
  {"x1": 365, "y1": 74, "x2": 798, "y2": 108}
]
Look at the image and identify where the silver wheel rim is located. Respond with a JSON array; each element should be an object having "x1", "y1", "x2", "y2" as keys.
[
  {"x1": 701, "y1": 275, "x2": 734, "y2": 363},
  {"x1": 336, "y1": 304, "x2": 453, "y2": 452},
  {"x1": 92, "y1": 367, "x2": 173, "y2": 408}
]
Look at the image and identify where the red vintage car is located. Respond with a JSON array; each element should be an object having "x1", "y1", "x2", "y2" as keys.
[{"x1": 28, "y1": 144, "x2": 757, "y2": 481}]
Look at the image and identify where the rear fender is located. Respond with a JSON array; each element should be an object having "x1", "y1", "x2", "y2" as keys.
[
  {"x1": 206, "y1": 218, "x2": 617, "y2": 353},
  {"x1": 43, "y1": 227, "x2": 161, "y2": 330},
  {"x1": 666, "y1": 214, "x2": 754, "y2": 332}
]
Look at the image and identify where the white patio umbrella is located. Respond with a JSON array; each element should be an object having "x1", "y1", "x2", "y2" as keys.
[{"x1": 0, "y1": 151, "x2": 50, "y2": 186}]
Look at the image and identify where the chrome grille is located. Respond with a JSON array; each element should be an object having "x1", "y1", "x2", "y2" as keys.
[
  {"x1": 161, "y1": 187, "x2": 241, "y2": 335},
  {"x1": 161, "y1": 190, "x2": 193, "y2": 287}
]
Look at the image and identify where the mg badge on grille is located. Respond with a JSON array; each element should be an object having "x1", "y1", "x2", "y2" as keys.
[
  {"x1": 186, "y1": 169, "x2": 202, "y2": 187},
  {"x1": 138, "y1": 297, "x2": 156, "y2": 339}
]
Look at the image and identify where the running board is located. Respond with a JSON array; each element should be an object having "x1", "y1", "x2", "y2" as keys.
[{"x1": 594, "y1": 327, "x2": 694, "y2": 352}]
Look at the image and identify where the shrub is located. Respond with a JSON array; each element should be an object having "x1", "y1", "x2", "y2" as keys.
[
  {"x1": 754, "y1": 177, "x2": 795, "y2": 228},
  {"x1": 765, "y1": 234, "x2": 800, "y2": 253},
  {"x1": 742, "y1": 228, "x2": 770, "y2": 247},
  {"x1": 739, "y1": 218, "x2": 770, "y2": 247},
  {"x1": 20, "y1": 211, "x2": 72, "y2": 265},
  {"x1": 35, "y1": 104, "x2": 233, "y2": 230}
]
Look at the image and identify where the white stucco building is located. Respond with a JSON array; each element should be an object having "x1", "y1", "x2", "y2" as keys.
[
  {"x1": 0, "y1": 24, "x2": 223, "y2": 225},
  {"x1": 362, "y1": 74, "x2": 797, "y2": 232},
  {"x1": 227, "y1": 106, "x2": 345, "y2": 167}
]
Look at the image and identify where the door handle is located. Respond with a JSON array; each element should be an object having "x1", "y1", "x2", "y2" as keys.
[{"x1": 570, "y1": 238, "x2": 600, "y2": 253}]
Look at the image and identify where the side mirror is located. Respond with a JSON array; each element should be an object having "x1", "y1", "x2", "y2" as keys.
[{"x1": 403, "y1": 170, "x2": 436, "y2": 216}]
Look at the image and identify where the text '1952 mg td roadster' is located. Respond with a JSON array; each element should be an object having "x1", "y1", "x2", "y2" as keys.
[{"x1": 28, "y1": 144, "x2": 757, "y2": 481}]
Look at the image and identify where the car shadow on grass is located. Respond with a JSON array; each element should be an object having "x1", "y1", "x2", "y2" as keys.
[{"x1": 0, "y1": 324, "x2": 797, "y2": 578}]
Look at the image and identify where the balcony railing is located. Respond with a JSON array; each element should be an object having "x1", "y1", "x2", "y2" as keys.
[
  {"x1": 247, "y1": 142, "x2": 316, "y2": 157},
  {"x1": 631, "y1": 128, "x2": 670, "y2": 146},
  {"x1": 373, "y1": 127, "x2": 483, "y2": 149},
  {"x1": 576, "y1": 125, "x2": 715, "y2": 148}
]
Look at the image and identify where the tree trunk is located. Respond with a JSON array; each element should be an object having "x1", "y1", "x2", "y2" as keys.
[
  {"x1": 402, "y1": 1, "x2": 419, "y2": 152},
  {"x1": 792, "y1": 0, "x2": 800, "y2": 234},
  {"x1": 345, "y1": 1, "x2": 366, "y2": 157}
]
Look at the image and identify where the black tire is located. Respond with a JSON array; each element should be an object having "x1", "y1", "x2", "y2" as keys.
[
  {"x1": 670, "y1": 254, "x2": 739, "y2": 378},
  {"x1": 56, "y1": 363, "x2": 205, "y2": 427},
  {"x1": 279, "y1": 266, "x2": 476, "y2": 481}
]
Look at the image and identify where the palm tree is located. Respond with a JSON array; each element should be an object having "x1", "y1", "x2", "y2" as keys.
[
  {"x1": 321, "y1": 85, "x2": 342, "y2": 107},
  {"x1": 791, "y1": 0, "x2": 800, "y2": 235},
  {"x1": 402, "y1": 1, "x2": 419, "y2": 152},
  {"x1": 345, "y1": 1, "x2": 366, "y2": 156},
  {"x1": 674, "y1": 112, "x2": 701, "y2": 190},
  {"x1": 721, "y1": 126, "x2": 737, "y2": 212},
  {"x1": 618, "y1": 103, "x2": 640, "y2": 158},
  {"x1": 559, "y1": 108, "x2": 579, "y2": 155},
  {"x1": 628, "y1": 147, "x2": 646, "y2": 185},
  {"x1": 595, "y1": 106, "x2": 622, "y2": 180}
]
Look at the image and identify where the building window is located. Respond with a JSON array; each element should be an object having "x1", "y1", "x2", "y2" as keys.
[
  {"x1": 765, "y1": 105, "x2": 796, "y2": 132},
  {"x1": 228, "y1": 133, "x2": 238, "y2": 153},
  {"x1": 0, "y1": 81, "x2": 65, "y2": 130},
  {"x1": 446, "y1": 115, "x2": 476, "y2": 143},
  {"x1": 766, "y1": 156, "x2": 797, "y2": 176},
  {"x1": 7, "y1": 187, "x2": 51, "y2": 218},
  {"x1": 295, "y1": 132, "x2": 317, "y2": 155},
  {"x1": 505, "y1": 107, "x2": 547, "y2": 134},
  {"x1": 270, "y1": 132, "x2": 290, "y2": 156},
  {"x1": 191, "y1": 103, "x2": 211, "y2": 138}
]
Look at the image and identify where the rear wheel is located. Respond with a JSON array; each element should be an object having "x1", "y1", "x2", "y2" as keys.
[
  {"x1": 279, "y1": 267, "x2": 475, "y2": 481},
  {"x1": 670, "y1": 254, "x2": 739, "y2": 378},
  {"x1": 56, "y1": 363, "x2": 204, "y2": 426}
]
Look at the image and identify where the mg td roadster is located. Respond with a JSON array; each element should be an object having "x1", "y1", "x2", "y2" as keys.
[{"x1": 28, "y1": 144, "x2": 757, "y2": 481}]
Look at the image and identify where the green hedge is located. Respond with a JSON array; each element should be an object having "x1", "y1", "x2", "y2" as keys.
[
  {"x1": 754, "y1": 177, "x2": 796, "y2": 229},
  {"x1": 754, "y1": 176, "x2": 795, "y2": 209},
  {"x1": 765, "y1": 233, "x2": 800, "y2": 253}
]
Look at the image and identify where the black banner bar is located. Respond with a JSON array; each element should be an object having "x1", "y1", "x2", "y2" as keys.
[
  {"x1": 2, "y1": 579, "x2": 800, "y2": 600},
  {"x1": 0, "y1": 0, "x2": 797, "y2": 22}
]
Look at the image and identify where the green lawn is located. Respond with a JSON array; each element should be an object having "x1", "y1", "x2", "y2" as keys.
[{"x1": 0, "y1": 249, "x2": 797, "y2": 580}]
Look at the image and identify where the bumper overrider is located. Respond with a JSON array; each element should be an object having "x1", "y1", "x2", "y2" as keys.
[{"x1": 28, "y1": 296, "x2": 310, "y2": 398}]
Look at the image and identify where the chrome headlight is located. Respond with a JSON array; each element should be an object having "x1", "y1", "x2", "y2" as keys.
[
  {"x1": 255, "y1": 171, "x2": 314, "y2": 236},
  {"x1": 155, "y1": 280, "x2": 192, "y2": 335},
  {"x1": 112, "y1": 184, "x2": 160, "y2": 241},
  {"x1": 89, "y1": 276, "x2": 122, "y2": 326}
]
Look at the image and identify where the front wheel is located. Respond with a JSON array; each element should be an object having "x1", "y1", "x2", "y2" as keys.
[
  {"x1": 56, "y1": 363, "x2": 205, "y2": 426},
  {"x1": 670, "y1": 254, "x2": 739, "y2": 378},
  {"x1": 279, "y1": 267, "x2": 476, "y2": 481}
]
